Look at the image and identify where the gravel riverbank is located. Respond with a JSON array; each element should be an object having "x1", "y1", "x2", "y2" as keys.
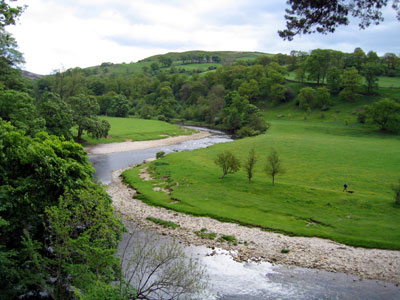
[
  {"x1": 85, "y1": 131, "x2": 211, "y2": 155},
  {"x1": 108, "y1": 166, "x2": 400, "y2": 285}
]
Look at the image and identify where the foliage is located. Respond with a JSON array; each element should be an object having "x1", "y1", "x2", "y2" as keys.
[
  {"x1": 146, "y1": 216, "x2": 180, "y2": 228},
  {"x1": 365, "y1": 98, "x2": 400, "y2": 132},
  {"x1": 214, "y1": 150, "x2": 241, "y2": 178},
  {"x1": 107, "y1": 94, "x2": 130, "y2": 117},
  {"x1": 244, "y1": 148, "x2": 257, "y2": 182},
  {"x1": 264, "y1": 148, "x2": 285, "y2": 185},
  {"x1": 68, "y1": 94, "x2": 110, "y2": 141},
  {"x1": 37, "y1": 92, "x2": 74, "y2": 138},
  {"x1": 339, "y1": 67, "x2": 362, "y2": 102},
  {"x1": 119, "y1": 229, "x2": 208, "y2": 300},
  {"x1": 361, "y1": 61, "x2": 381, "y2": 94},
  {"x1": 297, "y1": 87, "x2": 317, "y2": 110},
  {"x1": 279, "y1": 0, "x2": 400, "y2": 40},
  {"x1": 0, "y1": 89, "x2": 45, "y2": 135},
  {"x1": 0, "y1": 121, "x2": 124, "y2": 298},
  {"x1": 156, "y1": 151, "x2": 166, "y2": 159}
]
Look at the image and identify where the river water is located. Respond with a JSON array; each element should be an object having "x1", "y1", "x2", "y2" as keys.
[{"x1": 89, "y1": 127, "x2": 400, "y2": 300}]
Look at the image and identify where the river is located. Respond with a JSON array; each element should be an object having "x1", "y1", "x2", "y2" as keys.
[{"x1": 89, "y1": 127, "x2": 400, "y2": 300}]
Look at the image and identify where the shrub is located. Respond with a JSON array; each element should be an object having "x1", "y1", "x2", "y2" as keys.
[{"x1": 156, "y1": 151, "x2": 166, "y2": 159}]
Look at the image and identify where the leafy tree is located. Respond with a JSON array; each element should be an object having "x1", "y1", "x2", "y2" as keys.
[
  {"x1": 158, "y1": 56, "x2": 173, "y2": 67},
  {"x1": 326, "y1": 67, "x2": 342, "y2": 94},
  {"x1": 238, "y1": 79, "x2": 260, "y2": 102},
  {"x1": 365, "y1": 98, "x2": 400, "y2": 132},
  {"x1": 361, "y1": 61, "x2": 381, "y2": 94},
  {"x1": 297, "y1": 87, "x2": 317, "y2": 110},
  {"x1": 270, "y1": 84, "x2": 287, "y2": 105},
  {"x1": 305, "y1": 49, "x2": 332, "y2": 84},
  {"x1": 0, "y1": 121, "x2": 124, "y2": 298},
  {"x1": 264, "y1": 148, "x2": 285, "y2": 185},
  {"x1": 316, "y1": 86, "x2": 332, "y2": 110},
  {"x1": 339, "y1": 67, "x2": 362, "y2": 102},
  {"x1": 107, "y1": 94, "x2": 130, "y2": 117},
  {"x1": 215, "y1": 151, "x2": 241, "y2": 179},
  {"x1": 295, "y1": 65, "x2": 306, "y2": 83},
  {"x1": 279, "y1": 0, "x2": 400, "y2": 40},
  {"x1": 37, "y1": 92, "x2": 73, "y2": 138},
  {"x1": 244, "y1": 149, "x2": 257, "y2": 182},
  {"x1": 0, "y1": 89, "x2": 45, "y2": 135},
  {"x1": 67, "y1": 94, "x2": 110, "y2": 141}
]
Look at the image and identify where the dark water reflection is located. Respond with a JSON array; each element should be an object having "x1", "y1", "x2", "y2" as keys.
[{"x1": 89, "y1": 128, "x2": 400, "y2": 300}]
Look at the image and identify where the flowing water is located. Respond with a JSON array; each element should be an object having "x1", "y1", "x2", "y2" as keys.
[{"x1": 89, "y1": 127, "x2": 400, "y2": 300}]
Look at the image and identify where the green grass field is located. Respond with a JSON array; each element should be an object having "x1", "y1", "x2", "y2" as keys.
[
  {"x1": 81, "y1": 116, "x2": 194, "y2": 145},
  {"x1": 286, "y1": 71, "x2": 400, "y2": 88},
  {"x1": 123, "y1": 119, "x2": 400, "y2": 250}
]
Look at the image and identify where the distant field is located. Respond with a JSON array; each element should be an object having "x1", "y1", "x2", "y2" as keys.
[
  {"x1": 123, "y1": 119, "x2": 400, "y2": 250},
  {"x1": 286, "y1": 71, "x2": 400, "y2": 88},
  {"x1": 81, "y1": 116, "x2": 194, "y2": 145}
]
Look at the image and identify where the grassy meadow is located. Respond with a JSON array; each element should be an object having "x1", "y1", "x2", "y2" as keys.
[
  {"x1": 123, "y1": 119, "x2": 400, "y2": 250},
  {"x1": 81, "y1": 116, "x2": 194, "y2": 145}
]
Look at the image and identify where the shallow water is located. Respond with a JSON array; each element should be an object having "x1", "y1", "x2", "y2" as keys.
[{"x1": 89, "y1": 128, "x2": 400, "y2": 300}]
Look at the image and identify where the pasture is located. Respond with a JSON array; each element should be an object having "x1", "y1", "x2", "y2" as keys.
[
  {"x1": 123, "y1": 119, "x2": 400, "y2": 249},
  {"x1": 81, "y1": 116, "x2": 194, "y2": 145}
]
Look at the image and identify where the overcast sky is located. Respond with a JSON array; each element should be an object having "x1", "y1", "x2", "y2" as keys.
[{"x1": 8, "y1": 0, "x2": 400, "y2": 75}]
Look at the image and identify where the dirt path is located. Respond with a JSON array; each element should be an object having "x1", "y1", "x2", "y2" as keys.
[{"x1": 108, "y1": 167, "x2": 400, "y2": 285}]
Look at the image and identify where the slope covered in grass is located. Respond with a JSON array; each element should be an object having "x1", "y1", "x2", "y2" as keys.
[
  {"x1": 123, "y1": 119, "x2": 400, "y2": 249},
  {"x1": 81, "y1": 116, "x2": 194, "y2": 145}
]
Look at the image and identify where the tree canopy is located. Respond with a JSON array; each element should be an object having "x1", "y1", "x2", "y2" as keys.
[{"x1": 279, "y1": 0, "x2": 400, "y2": 40}]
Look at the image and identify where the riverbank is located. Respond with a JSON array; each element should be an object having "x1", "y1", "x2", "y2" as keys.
[
  {"x1": 108, "y1": 166, "x2": 400, "y2": 285},
  {"x1": 85, "y1": 130, "x2": 211, "y2": 154}
]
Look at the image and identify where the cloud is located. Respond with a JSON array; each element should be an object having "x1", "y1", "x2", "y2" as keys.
[{"x1": 7, "y1": 0, "x2": 400, "y2": 74}]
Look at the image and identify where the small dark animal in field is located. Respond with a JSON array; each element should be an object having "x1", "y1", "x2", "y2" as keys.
[{"x1": 347, "y1": 190, "x2": 354, "y2": 194}]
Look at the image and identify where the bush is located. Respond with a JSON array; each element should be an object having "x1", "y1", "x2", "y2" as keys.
[
  {"x1": 236, "y1": 126, "x2": 258, "y2": 138},
  {"x1": 156, "y1": 151, "x2": 165, "y2": 159}
]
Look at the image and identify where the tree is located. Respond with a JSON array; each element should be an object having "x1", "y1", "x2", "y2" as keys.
[
  {"x1": 107, "y1": 94, "x2": 130, "y2": 117},
  {"x1": 37, "y1": 92, "x2": 74, "y2": 138},
  {"x1": 297, "y1": 87, "x2": 317, "y2": 110},
  {"x1": 326, "y1": 67, "x2": 342, "y2": 94},
  {"x1": 316, "y1": 86, "x2": 332, "y2": 110},
  {"x1": 67, "y1": 94, "x2": 110, "y2": 141},
  {"x1": 244, "y1": 149, "x2": 257, "y2": 182},
  {"x1": 365, "y1": 98, "x2": 400, "y2": 132},
  {"x1": 270, "y1": 84, "x2": 287, "y2": 105},
  {"x1": 361, "y1": 61, "x2": 381, "y2": 94},
  {"x1": 0, "y1": 121, "x2": 124, "y2": 298},
  {"x1": 339, "y1": 67, "x2": 362, "y2": 102},
  {"x1": 215, "y1": 151, "x2": 241, "y2": 178},
  {"x1": 279, "y1": 0, "x2": 400, "y2": 40},
  {"x1": 118, "y1": 228, "x2": 208, "y2": 300},
  {"x1": 264, "y1": 148, "x2": 285, "y2": 185},
  {"x1": 0, "y1": 89, "x2": 45, "y2": 135}
]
